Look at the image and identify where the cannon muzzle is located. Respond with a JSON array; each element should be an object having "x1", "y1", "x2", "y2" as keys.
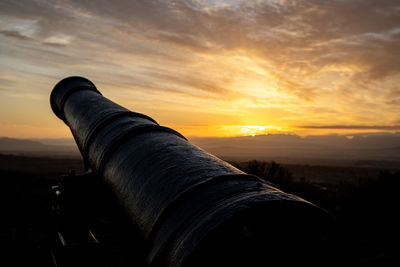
[{"x1": 50, "y1": 76, "x2": 339, "y2": 267}]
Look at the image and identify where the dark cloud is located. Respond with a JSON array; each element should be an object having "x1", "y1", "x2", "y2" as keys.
[
  {"x1": 0, "y1": 30, "x2": 33, "y2": 41},
  {"x1": 42, "y1": 41, "x2": 67, "y2": 47},
  {"x1": 386, "y1": 99, "x2": 400, "y2": 105},
  {"x1": 299, "y1": 125, "x2": 400, "y2": 130}
]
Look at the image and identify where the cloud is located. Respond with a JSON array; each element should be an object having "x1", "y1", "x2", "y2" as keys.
[
  {"x1": 42, "y1": 34, "x2": 72, "y2": 47},
  {"x1": 2, "y1": 0, "x2": 399, "y2": 83},
  {"x1": 0, "y1": 30, "x2": 33, "y2": 41},
  {"x1": 299, "y1": 125, "x2": 400, "y2": 130},
  {"x1": 386, "y1": 99, "x2": 400, "y2": 105},
  {"x1": 1, "y1": 0, "x2": 400, "y2": 137}
]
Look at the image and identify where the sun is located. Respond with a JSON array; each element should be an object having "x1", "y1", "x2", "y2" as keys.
[{"x1": 240, "y1": 126, "x2": 274, "y2": 136}]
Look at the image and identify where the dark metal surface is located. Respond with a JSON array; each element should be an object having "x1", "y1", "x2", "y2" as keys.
[{"x1": 50, "y1": 76, "x2": 339, "y2": 267}]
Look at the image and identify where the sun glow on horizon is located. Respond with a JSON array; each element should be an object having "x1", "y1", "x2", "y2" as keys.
[
  {"x1": 168, "y1": 124, "x2": 293, "y2": 138},
  {"x1": 240, "y1": 126, "x2": 278, "y2": 136}
]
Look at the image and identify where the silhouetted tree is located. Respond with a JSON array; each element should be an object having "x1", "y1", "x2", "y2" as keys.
[{"x1": 235, "y1": 160, "x2": 293, "y2": 191}]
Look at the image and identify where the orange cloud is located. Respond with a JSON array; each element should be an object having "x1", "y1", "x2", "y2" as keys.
[{"x1": 0, "y1": 0, "x2": 399, "y2": 138}]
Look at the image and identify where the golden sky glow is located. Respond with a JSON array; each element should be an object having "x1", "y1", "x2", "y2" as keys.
[{"x1": 1, "y1": 0, "x2": 400, "y2": 138}]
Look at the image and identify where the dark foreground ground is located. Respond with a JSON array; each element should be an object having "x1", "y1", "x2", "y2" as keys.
[
  {"x1": 0, "y1": 154, "x2": 146, "y2": 267},
  {"x1": 0, "y1": 154, "x2": 399, "y2": 266}
]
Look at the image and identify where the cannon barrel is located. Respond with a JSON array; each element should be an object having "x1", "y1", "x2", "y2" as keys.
[{"x1": 50, "y1": 77, "x2": 339, "y2": 267}]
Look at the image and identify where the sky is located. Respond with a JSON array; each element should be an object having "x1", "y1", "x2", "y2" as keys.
[{"x1": 0, "y1": 0, "x2": 400, "y2": 138}]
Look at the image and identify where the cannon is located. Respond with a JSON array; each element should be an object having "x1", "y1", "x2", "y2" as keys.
[{"x1": 50, "y1": 76, "x2": 340, "y2": 267}]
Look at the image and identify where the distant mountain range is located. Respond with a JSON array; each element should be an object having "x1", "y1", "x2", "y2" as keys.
[
  {"x1": 190, "y1": 133, "x2": 400, "y2": 166},
  {"x1": 0, "y1": 137, "x2": 79, "y2": 157},
  {"x1": 1, "y1": 133, "x2": 399, "y2": 166}
]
